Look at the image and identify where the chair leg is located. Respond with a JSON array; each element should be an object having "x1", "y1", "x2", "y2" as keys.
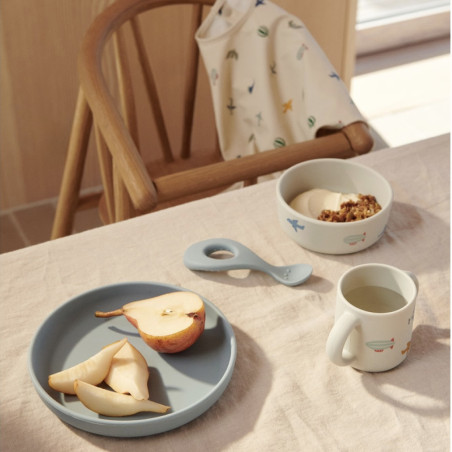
[{"x1": 51, "y1": 89, "x2": 93, "y2": 239}]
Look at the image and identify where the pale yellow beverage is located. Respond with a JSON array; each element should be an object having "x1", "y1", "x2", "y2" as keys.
[{"x1": 345, "y1": 286, "x2": 407, "y2": 313}]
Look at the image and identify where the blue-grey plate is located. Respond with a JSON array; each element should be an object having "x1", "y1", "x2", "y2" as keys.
[{"x1": 28, "y1": 282, "x2": 236, "y2": 437}]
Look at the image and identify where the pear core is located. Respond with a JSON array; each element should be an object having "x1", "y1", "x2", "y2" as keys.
[
  {"x1": 124, "y1": 297, "x2": 200, "y2": 336},
  {"x1": 95, "y1": 292, "x2": 206, "y2": 353}
]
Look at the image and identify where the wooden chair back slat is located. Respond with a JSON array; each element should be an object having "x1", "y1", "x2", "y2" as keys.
[
  {"x1": 95, "y1": 125, "x2": 115, "y2": 223},
  {"x1": 180, "y1": 4, "x2": 203, "y2": 159},
  {"x1": 130, "y1": 15, "x2": 174, "y2": 163}
]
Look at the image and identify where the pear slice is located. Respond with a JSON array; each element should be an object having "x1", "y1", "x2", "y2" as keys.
[
  {"x1": 104, "y1": 341, "x2": 150, "y2": 400},
  {"x1": 95, "y1": 292, "x2": 205, "y2": 353},
  {"x1": 74, "y1": 380, "x2": 170, "y2": 416},
  {"x1": 48, "y1": 338, "x2": 127, "y2": 394}
]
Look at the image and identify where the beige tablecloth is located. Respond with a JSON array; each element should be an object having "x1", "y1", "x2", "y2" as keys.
[{"x1": 1, "y1": 135, "x2": 449, "y2": 451}]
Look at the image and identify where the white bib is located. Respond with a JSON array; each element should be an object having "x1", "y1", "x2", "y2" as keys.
[{"x1": 196, "y1": 0, "x2": 364, "y2": 160}]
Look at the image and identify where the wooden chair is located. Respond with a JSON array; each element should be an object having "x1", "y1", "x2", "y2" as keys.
[{"x1": 51, "y1": 0, "x2": 373, "y2": 239}]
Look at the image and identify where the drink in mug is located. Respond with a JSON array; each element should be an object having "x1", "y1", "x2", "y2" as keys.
[{"x1": 326, "y1": 263, "x2": 418, "y2": 372}]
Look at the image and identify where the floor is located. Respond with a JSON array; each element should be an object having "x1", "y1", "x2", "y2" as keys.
[
  {"x1": 352, "y1": 36, "x2": 450, "y2": 149},
  {"x1": 0, "y1": 37, "x2": 450, "y2": 254},
  {"x1": 357, "y1": 0, "x2": 449, "y2": 23}
]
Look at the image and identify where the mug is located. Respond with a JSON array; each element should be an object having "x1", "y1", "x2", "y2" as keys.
[{"x1": 326, "y1": 263, "x2": 418, "y2": 372}]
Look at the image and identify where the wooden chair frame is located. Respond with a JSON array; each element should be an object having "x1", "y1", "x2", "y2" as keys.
[{"x1": 51, "y1": 0, "x2": 373, "y2": 239}]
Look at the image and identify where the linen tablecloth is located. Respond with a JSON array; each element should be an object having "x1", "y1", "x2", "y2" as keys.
[{"x1": 0, "y1": 135, "x2": 449, "y2": 451}]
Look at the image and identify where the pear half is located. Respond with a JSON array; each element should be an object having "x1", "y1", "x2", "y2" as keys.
[
  {"x1": 95, "y1": 292, "x2": 205, "y2": 353},
  {"x1": 74, "y1": 380, "x2": 170, "y2": 416},
  {"x1": 48, "y1": 338, "x2": 127, "y2": 394},
  {"x1": 104, "y1": 341, "x2": 150, "y2": 400}
]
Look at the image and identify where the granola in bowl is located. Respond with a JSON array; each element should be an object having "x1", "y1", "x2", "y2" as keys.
[{"x1": 318, "y1": 194, "x2": 381, "y2": 222}]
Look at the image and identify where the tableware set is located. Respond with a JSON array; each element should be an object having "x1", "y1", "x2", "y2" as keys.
[
  {"x1": 274, "y1": 158, "x2": 418, "y2": 372},
  {"x1": 29, "y1": 157, "x2": 418, "y2": 437}
]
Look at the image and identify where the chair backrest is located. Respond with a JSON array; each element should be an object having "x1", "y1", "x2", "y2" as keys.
[
  {"x1": 52, "y1": 0, "x2": 373, "y2": 237},
  {"x1": 80, "y1": 0, "x2": 223, "y2": 220}
]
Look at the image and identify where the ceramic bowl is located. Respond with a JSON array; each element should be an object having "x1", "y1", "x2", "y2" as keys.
[{"x1": 276, "y1": 158, "x2": 393, "y2": 254}]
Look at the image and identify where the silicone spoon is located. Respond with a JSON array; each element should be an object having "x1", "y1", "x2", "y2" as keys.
[{"x1": 183, "y1": 238, "x2": 312, "y2": 286}]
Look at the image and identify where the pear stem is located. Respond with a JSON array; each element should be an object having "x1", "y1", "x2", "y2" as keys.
[{"x1": 95, "y1": 309, "x2": 124, "y2": 318}]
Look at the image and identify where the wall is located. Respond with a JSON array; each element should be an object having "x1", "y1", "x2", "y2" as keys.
[{"x1": 0, "y1": 0, "x2": 358, "y2": 209}]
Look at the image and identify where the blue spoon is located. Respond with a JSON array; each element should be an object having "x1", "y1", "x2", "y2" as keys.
[{"x1": 184, "y1": 238, "x2": 312, "y2": 286}]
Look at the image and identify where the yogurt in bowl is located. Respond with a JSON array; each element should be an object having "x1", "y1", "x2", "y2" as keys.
[
  {"x1": 276, "y1": 159, "x2": 393, "y2": 254},
  {"x1": 290, "y1": 189, "x2": 360, "y2": 219}
]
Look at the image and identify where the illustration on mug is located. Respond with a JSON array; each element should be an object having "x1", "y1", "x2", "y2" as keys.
[
  {"x1": 366, "y1": 338, "x2": 394, "y2": 352},
  {"x1": 401, "y1": 342, "x2": 411, "y2": 355}
]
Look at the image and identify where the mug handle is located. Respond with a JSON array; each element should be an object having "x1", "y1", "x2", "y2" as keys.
[{"x1": 326, "y1": 311, "x2": 360, "y2": 366}]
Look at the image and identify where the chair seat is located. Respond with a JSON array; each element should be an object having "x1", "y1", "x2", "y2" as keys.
[{"x1": 97, "y1": 146, "x2": 228, "y2": 222}]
